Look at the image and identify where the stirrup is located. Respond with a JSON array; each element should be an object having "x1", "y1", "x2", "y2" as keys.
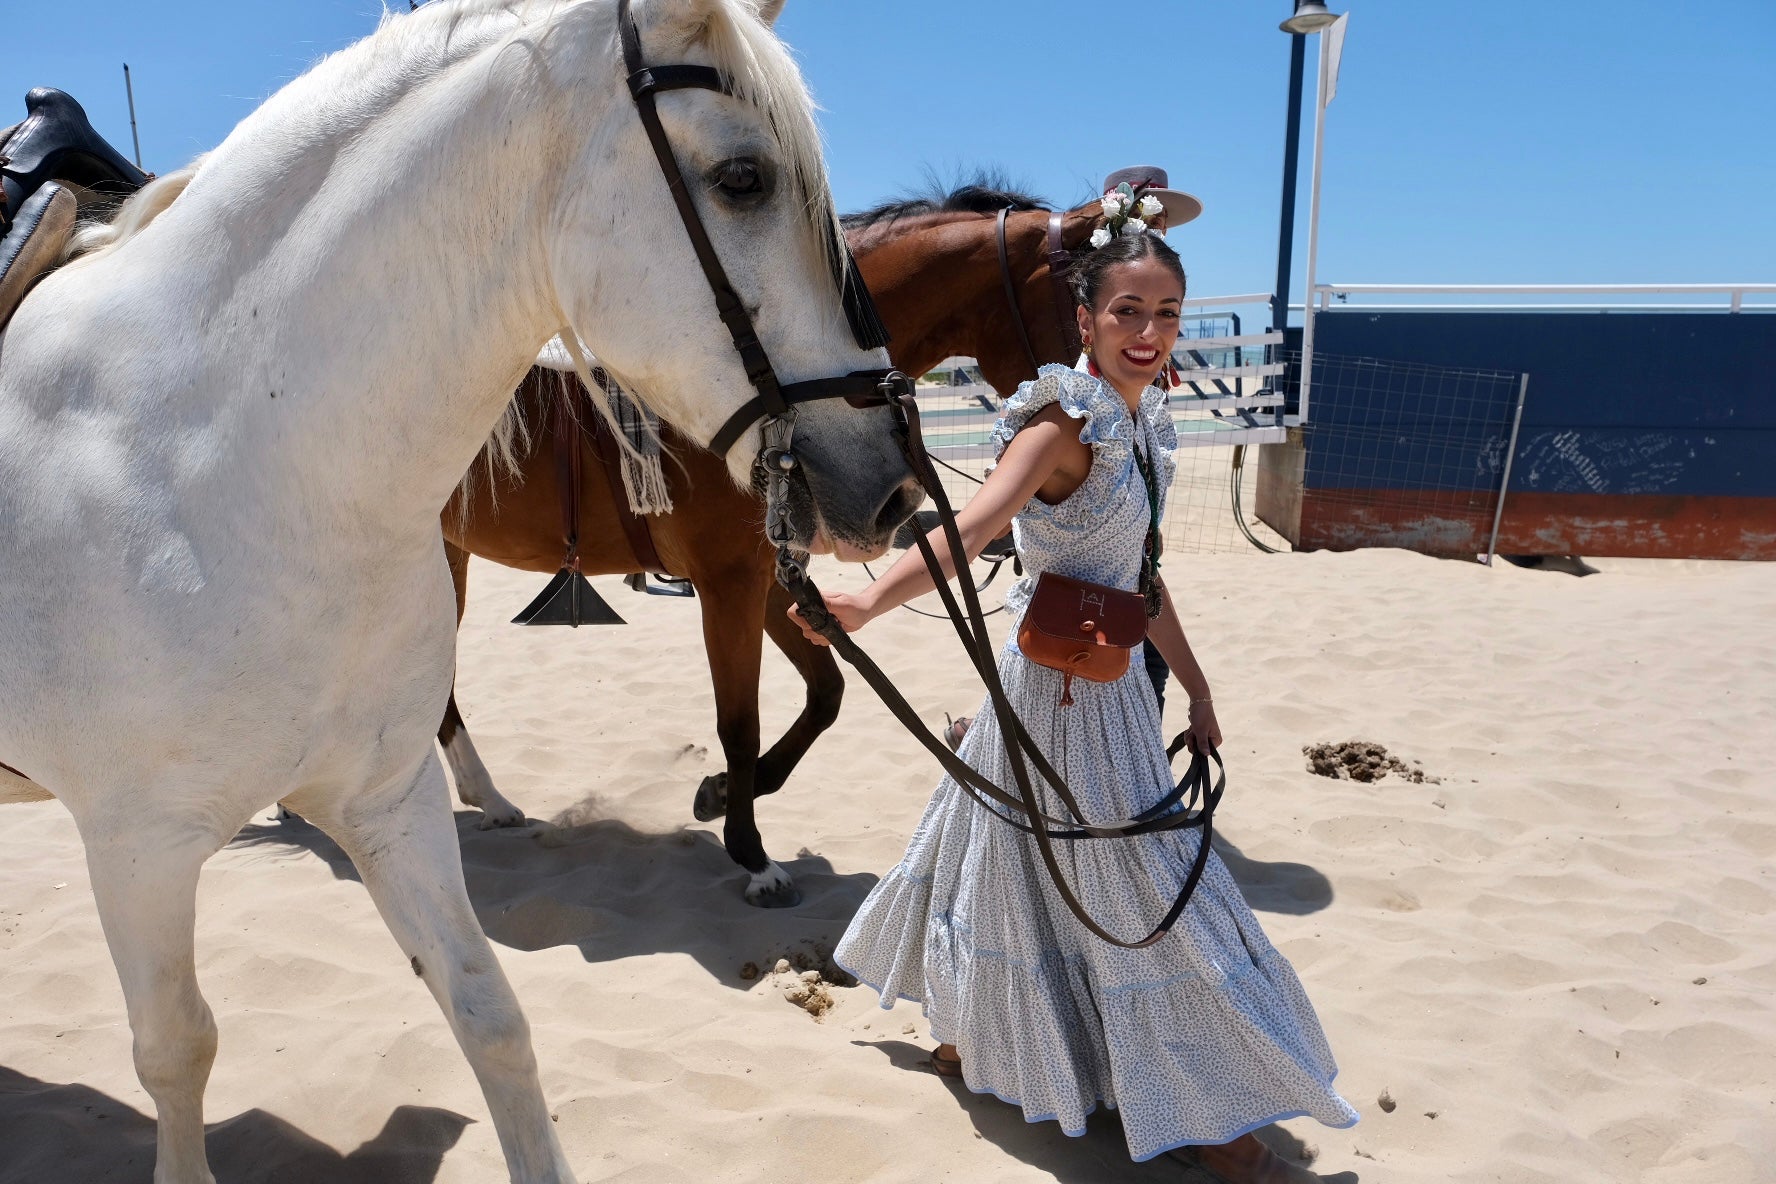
[{"x1": 512, "y1": 568, "x2": 625, "y2": 626}]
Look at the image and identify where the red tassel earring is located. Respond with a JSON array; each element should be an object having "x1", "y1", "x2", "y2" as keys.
[{"x1": 1084, "y1": 340, "x2": 1101, "y2": 378}]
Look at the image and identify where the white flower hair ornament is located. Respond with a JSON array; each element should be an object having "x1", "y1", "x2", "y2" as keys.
[{"x1": 1094, "y1": 181, "x2": 1159, "y2": 246}]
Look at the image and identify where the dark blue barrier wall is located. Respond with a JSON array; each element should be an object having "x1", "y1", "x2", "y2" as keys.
[
  {"x1": 1258, "y1": 311, "x2": 1776, "y2": 557},
  {"x1": 1302, "y1": 311, "x2": 1776, "y2": 498}
]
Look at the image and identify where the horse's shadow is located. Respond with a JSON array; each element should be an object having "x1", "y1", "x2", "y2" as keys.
[
  {"x1": 229, "y1": 799, "x2": 1330, "y2": 990},
  {"x1": 0, "y1": 1064, "x2": 468, "y2": 1184},
  {"x1": 852, "y1": 1040, "x2": 1358, "y2": 1183},
  {"x1": 230, "y1": 805, "x2": 881, "y2": 989}
]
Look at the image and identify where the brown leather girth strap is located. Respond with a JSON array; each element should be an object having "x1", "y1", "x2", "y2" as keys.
[
  {"x1": 1046, "y1": 210, "x2": 1079, "y2": 359},
  {"x1": 553, "y1": 383, "x2": 584, "y2": 572},
  {"x1": 584, "y1": 404, "x2": 668, "y2": 575}
]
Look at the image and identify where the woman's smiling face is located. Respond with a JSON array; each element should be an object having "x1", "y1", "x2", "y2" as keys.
[{"x1": 1076, "y1": 256, "x2": 1184, "y2": 396}]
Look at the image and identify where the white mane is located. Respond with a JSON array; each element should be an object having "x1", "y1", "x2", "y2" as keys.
[{"x1": 63, "y1": 0, "x2": 840, "y2": 277}]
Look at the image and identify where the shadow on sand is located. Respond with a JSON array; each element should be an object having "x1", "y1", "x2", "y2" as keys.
[
  {"x1": 229, "y1": 806, "x2": 881, "y2": 990},
  {"x1": 1211, "y1": 832, "x2": 1336, "y2": 916},
  {"x1": 229, "y1": 792, "x2": 1335, "y2": 990},
  {"x1": 0, "y1": 1065, "x2": 467, "y2": 1184},
  {"x1": 852, "y1": 1040, "x2": 1359, "y2": 1183}
]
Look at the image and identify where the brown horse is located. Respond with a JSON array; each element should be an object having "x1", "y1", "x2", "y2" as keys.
[{"x1": 440, "y1": 185, "x2": 1099, "y2": 906}]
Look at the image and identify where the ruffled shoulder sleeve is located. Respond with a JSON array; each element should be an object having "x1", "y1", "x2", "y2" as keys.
[
  {"x1": 1139, "y1": 384, "x2": 1178, "y2": 498},
  {"x1": 988, "y1": 364, "x2": 1130, "y2": 464}
]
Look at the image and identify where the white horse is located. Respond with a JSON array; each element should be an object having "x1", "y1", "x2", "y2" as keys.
[{"x1": 0, "y1": 0, "x2": 917, "y2": 1179}]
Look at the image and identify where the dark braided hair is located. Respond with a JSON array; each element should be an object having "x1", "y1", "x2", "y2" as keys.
[{"x1": 1068, "y1": 231, "x2": 1187, "y2": 311}]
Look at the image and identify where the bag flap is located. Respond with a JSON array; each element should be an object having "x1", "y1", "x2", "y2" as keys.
[{"x1": 1024, "y1": 572, "x2": 1146, "y2": 648}]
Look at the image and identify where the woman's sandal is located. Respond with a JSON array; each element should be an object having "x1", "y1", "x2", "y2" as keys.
[
  {"x1": 942, "y1": 714, "x2": 971, "y2": 753},
  {"x1": 928, "y1": 1044, "x2": 964, "y2": 1078},
  {"x1": 1173, "y1": 1134, "x2": 1322, "y2": 1183}
]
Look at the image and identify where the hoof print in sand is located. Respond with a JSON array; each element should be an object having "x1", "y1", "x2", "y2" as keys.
[{"x1": 1304, "y1": 740, "x2": 1439, "y2": 785}]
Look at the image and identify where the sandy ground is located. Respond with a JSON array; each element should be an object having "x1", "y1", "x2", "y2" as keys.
[{"x1": 3, "y1": 546, "x2": 1774, "y2": 1183}]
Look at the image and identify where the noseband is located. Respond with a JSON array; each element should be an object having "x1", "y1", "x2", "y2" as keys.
[{"x1": 616, "y1": 0, "x2": 911, "y2": 462}]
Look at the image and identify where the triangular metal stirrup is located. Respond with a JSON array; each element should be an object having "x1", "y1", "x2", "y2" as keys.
[{"x1": 512, "y1": 568, "x2": 626, "y2": 626}]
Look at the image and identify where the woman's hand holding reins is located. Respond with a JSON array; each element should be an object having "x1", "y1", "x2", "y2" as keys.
[
  {"x1": 788, "y1": 590, "x2": 875, "y2": 647},
  {"x1": 1183, "y1": 699, "x2": 1222, "y2": 756}
]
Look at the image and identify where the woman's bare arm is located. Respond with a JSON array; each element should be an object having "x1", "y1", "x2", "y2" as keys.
[{"x1": 1145, "y1": 578, "x2": 1222, "y2": 752}]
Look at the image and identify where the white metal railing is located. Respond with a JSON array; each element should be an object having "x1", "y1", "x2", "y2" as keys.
[
  {"x1": 1181, "y1": 292, "x2": 1272, "y2": 309},
  {"x1": 1313, "y1": 282, "x2": 1776, "y2": 312}
]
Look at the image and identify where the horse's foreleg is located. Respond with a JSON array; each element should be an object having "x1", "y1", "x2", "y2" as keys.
[
  {"x1": 440, "y1": 691, "x2": 525, "y2": 828},
  {"x1": 694, "y1": 568, "x2": 798, "y2": 908},
  {"x1": 438, "y1": 537, "x2": 525, "y2": 828},
  {"x1": 294, "y1": 754, "x2": 574, "y2": 1184},
  {"x1": 754, "y1": 580, "x2": 845, "y2": 800},
  {"x1": 78, "y1": 816, "x2": 232, "y2": 1184}
]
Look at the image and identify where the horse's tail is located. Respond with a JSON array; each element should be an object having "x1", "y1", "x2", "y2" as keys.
[
  {"x1": 59, "y1": 156, "x2": 206, "y2": 267},
  {"x1": 0, "y1": 760, "x2": 53, "y2": 804}
]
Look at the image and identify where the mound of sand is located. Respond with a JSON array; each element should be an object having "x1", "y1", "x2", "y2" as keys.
[{"x1": 1304, "y1": 739, "x2": 1439, "y2": 784}]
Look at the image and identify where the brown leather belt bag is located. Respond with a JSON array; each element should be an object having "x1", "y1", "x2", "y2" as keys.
[
  {"x1": 1016, "y1": 444, "x2": 1163, "y2": 706},
  {"x1": 1017, "y1": 571, "x2": 1147, "y2": 705}
]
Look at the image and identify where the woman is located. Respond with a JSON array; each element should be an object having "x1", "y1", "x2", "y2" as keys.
[{"x1": 791, "y1": 225, "x2": 1357, "y2": 1181}]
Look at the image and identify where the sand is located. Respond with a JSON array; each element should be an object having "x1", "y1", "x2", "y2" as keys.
[{"x1": 3, "y1": 547, "x2": 1774, "y2": 1183}]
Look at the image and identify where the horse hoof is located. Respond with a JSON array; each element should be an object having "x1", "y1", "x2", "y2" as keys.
[
  {"x1": 693, "y1": 773, "x2": 728, "y2": 822},
  {"x1": 744, "y1": 863, "x2": 802, "y2": 909},
  {"x1": 476, "y1": 805, "x2": 527, "y2": 830}
]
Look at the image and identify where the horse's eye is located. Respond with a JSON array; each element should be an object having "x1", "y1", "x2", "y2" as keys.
[{"x1": 712, "y1": 158, "x2": 764, "y2": 199}]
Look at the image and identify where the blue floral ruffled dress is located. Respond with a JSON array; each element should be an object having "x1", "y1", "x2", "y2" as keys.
[{"x1": 835, "y1": 364, "x2": 1358, "y2": 1162}]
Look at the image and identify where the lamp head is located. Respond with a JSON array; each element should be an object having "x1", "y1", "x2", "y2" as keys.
[{"x1": 1280, "y1": 0, "x2": 1340, "y2": 34}]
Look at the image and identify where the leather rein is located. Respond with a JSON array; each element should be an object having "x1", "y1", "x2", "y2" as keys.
[{"x1": 621, "y1": 3, "x2": 1218, "y2": 948}]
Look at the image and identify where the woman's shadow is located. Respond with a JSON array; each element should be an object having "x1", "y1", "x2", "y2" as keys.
[
  {"x1": 229, "y1": 802, "x2": 882, "y2": 988},
  {"x1": 1212, "y1": 831, "x2": 1335, "y2": 916},
  {"x1": 0, "y1": 1064, "x2": 468, "y2": 1184},
  {"x1": 854, "y1": 1041, "x2": 1359, "y2": 1183}
]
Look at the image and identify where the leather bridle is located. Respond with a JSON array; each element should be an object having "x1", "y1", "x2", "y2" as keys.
[
  {"x1": 621, "y1": 0, "x2": 1220, "y2": 948},
  {"x1": 615, "y1": 0, "x2": 911, "y2": 463},
  {"x1": 993, "y1": 206, "x2": 1084, "y2": 382}
]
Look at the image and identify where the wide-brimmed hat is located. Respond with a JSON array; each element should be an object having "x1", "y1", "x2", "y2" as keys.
[{"x1": 1102, "y1": 165, "x2": 1202, "y2": 228}]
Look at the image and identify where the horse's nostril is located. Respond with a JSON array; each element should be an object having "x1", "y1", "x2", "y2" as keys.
[{"x1": 873, "y1": 481, "x2": 925, "y2": 539}]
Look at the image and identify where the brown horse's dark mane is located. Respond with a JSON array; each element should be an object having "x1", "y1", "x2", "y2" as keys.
[{"x1": 841, "y1": 179, "x2": 1049, "y2": 233}]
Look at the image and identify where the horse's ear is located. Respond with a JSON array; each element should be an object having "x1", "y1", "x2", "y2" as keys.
[{"x1": 757, "y1": 0, "x2": 787, "y2": 26}]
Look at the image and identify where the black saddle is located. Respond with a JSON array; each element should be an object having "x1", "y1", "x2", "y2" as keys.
[{"x1": 1, "y1": 87, "x2": 148, "y2": 230}]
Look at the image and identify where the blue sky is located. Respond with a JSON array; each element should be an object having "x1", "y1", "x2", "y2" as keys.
[{"x1": 7, "y1": 1, "x2": 1772, "y2": 312}]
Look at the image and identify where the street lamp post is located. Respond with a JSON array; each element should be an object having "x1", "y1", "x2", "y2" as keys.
[
  {"x1": 1270, "y1": 2, "x2": 1341, "y2": 337},
  {"x1": 1269, "y1": 35, "x2": 1307, "y2": 337}
]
